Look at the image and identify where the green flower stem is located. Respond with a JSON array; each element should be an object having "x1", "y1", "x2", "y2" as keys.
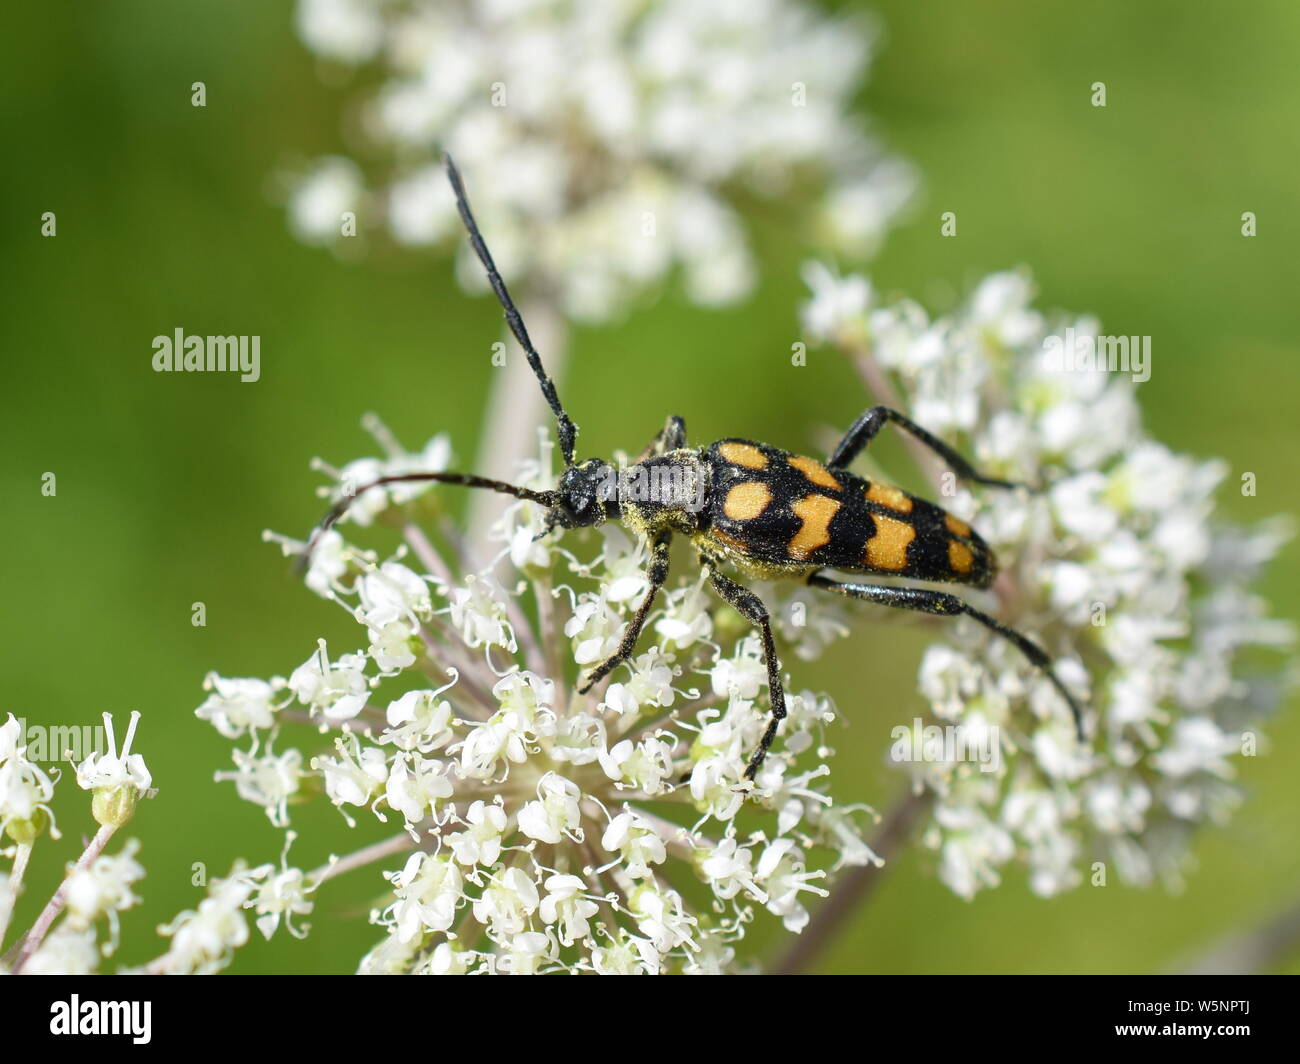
[
  {"x1": 0, "y1": 841, "x2": 34, "y2": 953},
  {"x1": 8, "y1": 822, "x2": 116, "y2": 973},
  {"x1": 312, "y1": 830, "x2": 421, "y2": 886}
]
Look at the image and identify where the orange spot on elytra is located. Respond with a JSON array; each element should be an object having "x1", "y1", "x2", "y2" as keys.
[
  {"x1": 789, "y1": 494, "x2": 840, "y2": 560},
  {"x1": 723, "y1": 481, "x2": 772, "y2": 521},
  {"x1": 787, "y1": 455, "x2": 841, "y2": 490},
  {"x1": 948, "y1": 539, "x2": 974, "y2": 575},
  {"x1": 865, "y1": 515, "x2": 916, "y2": 571},
  {"x1": 866, "y1": 481, "x2": 913, "y2": 513},
  {"x1": 719, "y1": 442, "x2": 768, "y2": 470}
]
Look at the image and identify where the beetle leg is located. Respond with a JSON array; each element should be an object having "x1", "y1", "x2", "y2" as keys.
[
  {"x1": 576, "y1": 532, "x2": 672, "y2": 693},
  {"x1": 808, "y1": 572, "x2": 1087, "y2": 740},
  {"x1": 828, "y1": 405, "x2": 1029, "y2": 489},
  {"x1": 706, "y1": 567, "x2": 787, "y2": 781},
  {"x1": 634, "y1": 416, "x2": 688, "y2": 462}
]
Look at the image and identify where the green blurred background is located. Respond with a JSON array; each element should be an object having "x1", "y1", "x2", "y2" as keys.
[{"x1": 3, "y1": 1, "x2": 1297, "y2": 974}]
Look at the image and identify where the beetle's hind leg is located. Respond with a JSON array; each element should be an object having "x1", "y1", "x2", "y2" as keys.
[
  {"x1": 828, "y1": 405, "x2": 1032, "y2": 490},
  {"x1": 808, "y1": 572, "x2": 1087, "y2": 741},
  {"x1": 705, "y1": 567, "x2": 787, "y2": 781}
]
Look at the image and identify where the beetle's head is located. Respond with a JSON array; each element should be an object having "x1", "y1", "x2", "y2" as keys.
[{"x1": 549, "y1": 458, "x2": 618, "y2": 529}]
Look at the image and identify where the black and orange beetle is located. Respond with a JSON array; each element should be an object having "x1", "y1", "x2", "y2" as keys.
[{"x1": 303, "y1": 155, "x2": 1087, "y2": 782}]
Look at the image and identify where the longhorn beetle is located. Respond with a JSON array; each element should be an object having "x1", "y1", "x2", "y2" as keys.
[{"x1": 302, "y1": 154, "x2": 1087, "y2": 783}]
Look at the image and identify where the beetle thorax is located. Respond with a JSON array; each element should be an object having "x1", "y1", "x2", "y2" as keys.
[{"x1": 615, "y1": 451, "x2": 710, "y2": 536}]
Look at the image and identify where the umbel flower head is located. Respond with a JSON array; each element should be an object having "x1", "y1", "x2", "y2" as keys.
[
  {"x1": 198, "y1": 422, "x2": 880, "y2": 974},
  {"x1": 1, "y1": 713, "x2": 155, "y2": 975},
  {"x1": 288, "y1": 0, "x2": 913, "y2": 321},
  {"x1": 802, "y1": 265, "x2": 1296, "y2": 899},
  {"x1": 187, "y1": 263, "x2": 1294, "y2": 972}
]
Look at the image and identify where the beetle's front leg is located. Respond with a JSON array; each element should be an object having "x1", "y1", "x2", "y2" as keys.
[
  {"x1": 633, "y1": 416, "x2": 688, "y2": 462},
  {"x1": 576, "y1": 532, "x2": 671, "y2": 693}
]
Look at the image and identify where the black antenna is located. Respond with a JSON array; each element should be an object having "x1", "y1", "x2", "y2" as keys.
[
  {"x1": 296, "y1": 471, "x2": 557, "y2": 573},
  {"x1": 444, "y1": 153, "x2": 578, "y2": 467}
]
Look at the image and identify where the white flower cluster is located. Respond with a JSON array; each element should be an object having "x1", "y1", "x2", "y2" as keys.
[
  {"x1": 0, "y1": 710, "x2": 309, "y2": 975},
  {"x1": 802, "y1": 264, "x2": 1296, "y2": 899},
  {"x1": 201, "y1": 419, "x2": 878, "y2": 974},
  {"x1": 147, "y1": 842, "x2": 319, "y2": 975},
  {"x1": 0, "y1": 714, "x2": 59, "y2": 846},
  {"x1": 0, "y1": 713, "x2": 153, "y2": 974},
  {"x1": 289, "y1": 0, "x2": 912, "y2": 320}
]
